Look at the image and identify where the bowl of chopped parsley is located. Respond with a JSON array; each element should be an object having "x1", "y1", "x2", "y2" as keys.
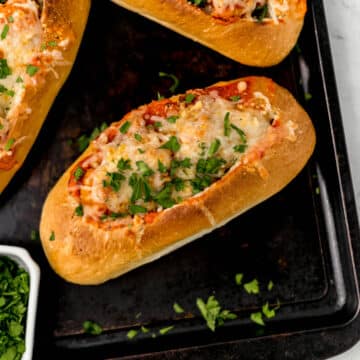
[{"x1": 0, "y1": 245, "x2": 40, "y2": 360}]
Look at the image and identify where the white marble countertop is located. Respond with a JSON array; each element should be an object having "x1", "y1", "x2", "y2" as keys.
[{"x1": 322, "y1": 0, "x2": 360, "y2": 358}]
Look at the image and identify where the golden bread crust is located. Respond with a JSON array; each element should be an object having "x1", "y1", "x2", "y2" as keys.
[
  {"x1": 0, "y1": 0, "x2": 90, "y2": 193},
  {"x1": 40, "y1": 77, "x2": 315, "y2": 285},
  {"x1": 111, "y1": 0, "x2": 306, "y2": 67}
]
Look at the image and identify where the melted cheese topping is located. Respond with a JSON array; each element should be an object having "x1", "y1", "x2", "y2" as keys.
[
  {"x1": 70, "y1": 80, "x2": 295, "y2": 227},
  {"x1": 196, "y1": 0, "x2": 289, "y2": 22},
  {"x1": 0, "y1": 0, "x2": 69, "y2": 163}
]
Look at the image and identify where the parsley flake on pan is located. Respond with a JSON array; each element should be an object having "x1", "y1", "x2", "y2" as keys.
[
  {"x1": 262, "y1": 302, "x2": 276, "y2": 319},
  {"x1": 250, "y1": 312, "x2": 265, "y2": 326},
  {"x1": 83, "y1": 320, "x2": 103, "y2": 335},
  {"x1": 235, "y1": 273, "x2": 244, "y2": 285},
  {"x1": 76, "y1": 122, "x2": 108, "y2": 153},
  {"x1": 244, "y1": 279, "x2": 260, "y2": 294},
  {"x1": 173, "y1": 302, "x2": 185, "y2": 314},
  {"x1": 196, "y1": 296, "x2": 237, "y2": 332},
  {"x1": 159, "y1": 72, "x2": 180, "y2": 94},
  {"x1": 30, "y1": 229, "x2": 40, "y2": 241},
  {"x1": 159, "y1": 326, "x2": 174, "y2": 335},
  {"x1": 267, "y1": 280, "x2": 274, "y2": 291},
  {"x1": 126, "y1": 329, "x2": 138, "y2": 339}
]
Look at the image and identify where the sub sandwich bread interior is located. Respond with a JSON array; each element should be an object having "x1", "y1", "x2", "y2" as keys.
[
  {"x1": 111, "y1": 0, "x2": 307, "y2": 67},
  {"x1": 40, "y1": 76, "x2": 315, "y2": 285},
  {"x1": 0, "y1": 0, "x2": 90, "y2": 193}
]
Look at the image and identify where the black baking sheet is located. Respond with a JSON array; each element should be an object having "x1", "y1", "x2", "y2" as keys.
[{"x1": 0, "y1": 0, "x2": 359, "y2": 359}]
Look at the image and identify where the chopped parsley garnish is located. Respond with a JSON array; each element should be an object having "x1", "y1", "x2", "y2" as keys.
[
  {"x1": 158, "y1": 160, "x2": 167, "y2": 173},
  {"x1": 134, "y1": 133, "x2": 142, "y2": 141},
  {"x1": 83, "y1": 320, "x2": 103, "y2": 335},
  {"x1": 252, "y1": 4, "x2": 268, "y2": 22},
  {"x1": 233, "y1": 144, "x2": 247, "y2": 153},
  {"x1": 184, "y1": 93, "x2": 195, "y2": 104},
  {"x1": 154, "y1": 121, "x2": 162, "y2": 128},
  {"x1": 74, "y1": 167, "x2": 85, "y2": 181},
  {"x1": 129, "y1": 204, "x2": 147, "y2": 215},
  {"x1": 0, "y1": 84, "x2": 14, "y2": 97},
  {"x1": 196, "y1": 296, "x2": 237, "y2": 332},
  {"x1": 117, "y1": 158, "x2": 132, "y2": 171},
  {"x1": 230, "y1": 95, "x2": 240, "y2": 102},
  {"x1": 100, "y1": 212, "x2": 128, "y2": 221},
  {"x1": 157, "y1": 92, "x2": 164, "y2": 100},
  {"x1": 49, "y1": 231, "x2": 55, "y2": 241},
  {"x1": 8, "y1": 16, "x2": 14, "y2": 23},
  {"x1": 30, "y1": 230, "x2": 39, "y2": 241},
  {"x1": 1, "y1": 24, "x2": 9, "y2": 40},
  {"x1": 196, "y1": 157, "x2": 226, "y2": 175},
  {"x1": 250, "y1": 312, "x2": 265, "y2": 326},
  {"x1": 224, "y1": 112, "x2": 231, "y2": 136},
  {"x1": 0, "y1": 59, "x2": 11, "y2": 79},
  {"x1": 4, "y1": 138, "x2": 14, "y2": 151},
  {"x1": 231, "y1": 124, "x2": 247, "y2": 143},
  {"x1": 138, "y1": 148, "x2": 145, "y2": 154},
  {"x1": 172, "y1": 177, "x2": 185, "y2": 192},
  {"x1": 127, "y1": 329, "x2": 138, "y2": 339},
  {"x1": 193, "y1": 154, "x2": 226, "y2": 192},
  {"x1": 136, "y1": 161, "x2": 154, "y2": 177},
  {"x1": 47, "y1": 41, "x2": 57, "y2": 47},
  {"x1": 160, "y1": 136, "x2": 181, "y2": 152},
  {"x1": 173, "y1": 302, "x2": 185, "y2": 314},
  {"x1": 103, "y1": 172, "x2": 125, "y2": 192},
  {"x1": 244, "y1": 279, "x2": 260, "y2": 294},
  {"x1": 0, "y1": 256, "x2": 29, "y2": 360},
  {"x1": 191, "y1": 175, "x2": 212, "y2": 194},
  {"x1": 15, "y1": 76, "x2": 23, "y2": 83},
  {"x1": 235, "y1": 273, "x2": 244, "y2": 285},
  {"x1": 153, "y1": 184, "x2": 176, "y2": 209},
  {"x1": 167, "y1": 115, "x2": 179, "y2": 124},
  {"x1": 189, "y1": 0, "x2": 206, "y2": 6},
  {"x1": 120, "y1": 121, "x2": 131, "y2": 134},
  {"x1": 75, "y1": 204, "x2": 84, "y2": 217},
  {"x1": 26, "y1": 64, "x2": 39, "y2": 77},
  {"x1": 159, "y1": 326, "x2": 174, "y2": 335},
  {"x1": 208, "y1": 139, "x2": 221, "y2": 156},
  {"x1": 129, "y1": 173, "x2": 151, "y2": 203},
  {"x1": 198, "y1": 142, "x2": 207, "y2": 156},
  {"x1": 170, "y1": 157, "x2": 192, "y2": 176},
  {"x1": 159, "y1": 72, "x2": 180, "y2": 93}
]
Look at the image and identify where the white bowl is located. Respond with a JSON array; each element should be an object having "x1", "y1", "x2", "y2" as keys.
[{"x1": 0, "y1": 245, "x2": 40, "y2": 360}]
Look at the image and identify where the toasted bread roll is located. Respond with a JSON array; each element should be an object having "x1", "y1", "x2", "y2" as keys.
[
  {"x1": 40, "y1": 77, "x2": 315, "y2": 285},
  {"x1": 0, "y1": 0, "x2": 90, "y2": 193},
  {"x1": 111, "y1": 0, "x2": 306, "y2": 67}
]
